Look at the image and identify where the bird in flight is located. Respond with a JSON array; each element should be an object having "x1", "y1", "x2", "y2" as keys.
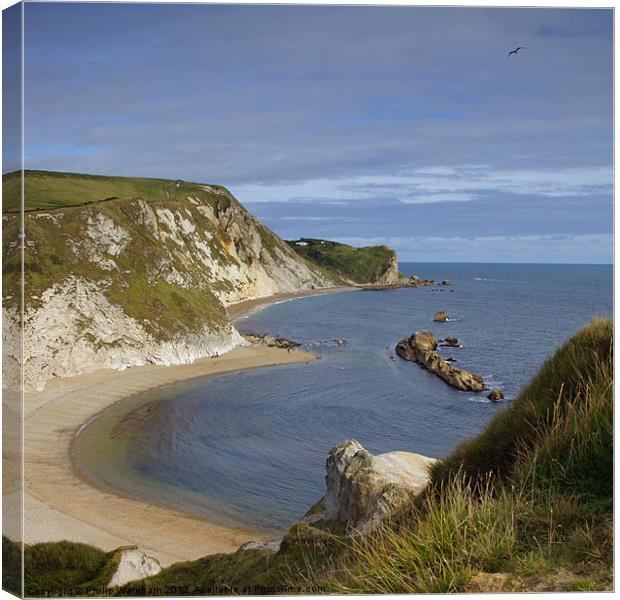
[{"x1": 507, "y1": 46, "x2": 525, "y2": 57}]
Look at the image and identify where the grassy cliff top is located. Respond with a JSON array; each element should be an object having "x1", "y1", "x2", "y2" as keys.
[
  {"x1": 2, "y1": 170, "x2": 231, "y2": 213},
  {"x1": 287, "y1": 238, "x2": 397, "y2": 284}
]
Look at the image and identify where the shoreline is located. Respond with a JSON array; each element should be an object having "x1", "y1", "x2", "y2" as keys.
[
  {"x1": 15, "y1": 285, "x2": 351, "y2": 567},
  {"x1": 21, "y1": 346, "x2": 317, "y2": 567},
  {"x1": 227, "y1": 285, "x2": 357, "y2": 320}
]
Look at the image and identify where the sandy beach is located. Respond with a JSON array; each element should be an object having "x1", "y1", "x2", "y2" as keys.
[{"x1": 3, "y1": 289, "x2": 350, "y2": 567}]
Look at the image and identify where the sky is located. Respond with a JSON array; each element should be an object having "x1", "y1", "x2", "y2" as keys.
[{"x1": 6, "y1": 3, "x2": 614, "y2": 262}]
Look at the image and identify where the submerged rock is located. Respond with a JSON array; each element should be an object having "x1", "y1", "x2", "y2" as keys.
[
  {"x1": 303, "y1": 440, "x2": 437, "y2": 534},
  {"x1": 433, "y1": 311, "x2": 449, "y2": 322},
  {"x1": 395, "y1": 331, "x2": 485, "y2": 392},
  {"x1": 487, "y1": 388, "x2": 504, "y2": 402}
]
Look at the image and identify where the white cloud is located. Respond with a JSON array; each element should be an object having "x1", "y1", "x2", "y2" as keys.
[
  {"x1": 230, "y1": 164, "x2": 612, "y2": 205},
  {"x1": 400, "y1": 192, "x2": 475, "y2": 204}
]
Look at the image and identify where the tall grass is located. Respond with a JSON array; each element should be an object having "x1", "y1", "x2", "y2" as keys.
[{"x1": 2, "y1": 537, "x2": 122, "y2": 597}]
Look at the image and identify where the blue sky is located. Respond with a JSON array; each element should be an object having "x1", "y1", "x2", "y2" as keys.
[{"x1": 11, "y1": 3, "x2": 614, "y2": 262}]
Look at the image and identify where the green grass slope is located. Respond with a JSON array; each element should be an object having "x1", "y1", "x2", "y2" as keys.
[
  {"x1": 286, "y1": 238, "x2": 398, "y2": 285},
  {"x1": 3, "y1": 170, "x2": 233, "y2": 213},
  {"x1": 2, "y1": 537, "x2": 122, "y2": 597}
]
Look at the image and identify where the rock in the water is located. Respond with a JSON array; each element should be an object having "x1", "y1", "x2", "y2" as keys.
[
  {"x1": 359, "y1": 274, "x2": 437, "y2": 291},
  {"x1": 243, "y1": 332, "x2": 300, "y2": 350},
  {"x1": 335, "y1": 339, "x2": 346, "y2": 347},
  {"x1": 487, "y1": 388, "x2": 504, "y2": 402},
  {"x1": 108, "y1": 548, "x2": 161, "y2": 588},
  {"x1": 304, "y1": 439, "x2": 437, "y2": 534},
  {"x1": 395, "y1": 331, "x2": 485, "y2": 392},
  {"x1": 440, "y1": 336, "x2": 461, "y2": 348},
  {"x1": 441, "y1": 279, "x2": 454, "y2": 286},
  {"x1": 433, "y1": 311, "x2": 449, "y2": 322}
]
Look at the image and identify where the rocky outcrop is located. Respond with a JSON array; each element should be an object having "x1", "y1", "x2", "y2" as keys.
[
  {"x1": 466, "y1": 569, "x2": 583, "y2": 593},
  {"x1": 433, "y1": 311, "x2": 449, "y2": 322},
  {"x1": 288, "y1": 238, "x2": 401, "y2": 286},
  {"x1": 108, "y1": 547, "x2": 161, "y2": 588},
  {"x1": 487, "y1": 389, "x2": 504, "y2": 402},
  {"x1": 243, "y1": 332, "x2": 301, "y2": 350},
  {"x1": 440, "y1": 336, "x2": 461, "y2": 348},
  {"x1": 360, "y1": 274, "x2": 437, "y2": 291},
  {"x1": 303, "y1": 439, "x2": 437, "y2": 534},
  {"x1": 395, "y1": 331, "x2": 485, "y2": 392}
]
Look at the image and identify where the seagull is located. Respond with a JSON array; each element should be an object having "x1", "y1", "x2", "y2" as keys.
[{"x1": 507, "y1": 46, "x2": 525, "y2": 57}]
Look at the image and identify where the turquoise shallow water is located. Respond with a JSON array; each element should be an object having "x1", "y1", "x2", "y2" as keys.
[{"x1": 74, "y1": 263, "x2": 612, "y2": 533}]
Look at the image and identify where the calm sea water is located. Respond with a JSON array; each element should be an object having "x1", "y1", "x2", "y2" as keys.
[{"x1": 74, "y1": 263, "x2": 612, "y2": 534}]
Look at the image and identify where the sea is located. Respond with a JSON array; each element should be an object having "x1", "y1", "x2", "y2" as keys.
[{"x1": 73, "y1": 263, "x2": 613, "y2": 535}]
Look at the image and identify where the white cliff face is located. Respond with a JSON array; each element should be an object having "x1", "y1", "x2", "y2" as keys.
[
  {"x1": 207, "y1": 201, "x2": 331, "y2": 304},
  {"x1": 377, "y1": 252, "x2": 400, "y2": 285},
  {"x1": 85, "y1": 213, "x2": 132, "y2": 256},
  {"x1": 5, "y1": 188, "x2": 333, "y2": 391},
  {"x1": 5, "y1": 276, "x2": 245, "y2": 391}
]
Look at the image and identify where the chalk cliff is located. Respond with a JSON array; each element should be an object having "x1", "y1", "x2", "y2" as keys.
[{"x1": 3, "y1": 173, "x2": 338, "y2": 390}]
